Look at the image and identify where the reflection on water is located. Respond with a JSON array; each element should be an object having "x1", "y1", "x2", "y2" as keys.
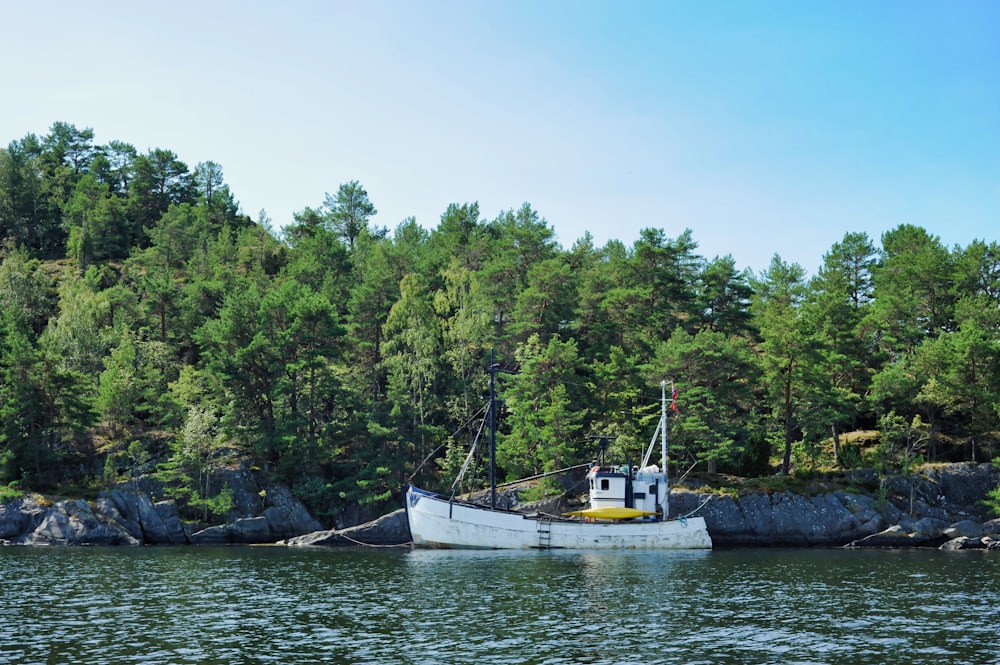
[{"x1": 1, "y1": 546, "x2": 998, "y2": 664}]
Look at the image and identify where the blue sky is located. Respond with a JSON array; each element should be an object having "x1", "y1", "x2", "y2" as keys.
[{"x1": 3, "y1": 1, "x2": 997, "y2": 275}]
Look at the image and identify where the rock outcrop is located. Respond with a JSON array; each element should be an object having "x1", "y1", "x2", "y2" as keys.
[
  {"x1": 1, "y1": 481, "x2": 321, "y2": 546},
  {"x1": 672, "y1": 462, "x2": 1000, "y2": 550},
  {"x1": 673, "y1": 489, "x2": 886, "y2": 547},
  {"x1": 185, "y1": 485, "x2": 323, "y2": 545}
]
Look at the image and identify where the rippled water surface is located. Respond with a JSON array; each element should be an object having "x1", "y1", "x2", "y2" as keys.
[{"x1": 2, "y1": 546, "x2": 998, "y2": 664}]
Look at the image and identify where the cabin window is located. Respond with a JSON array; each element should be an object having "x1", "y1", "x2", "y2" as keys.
[{"x1": 600, "y1": 479, "x2": 609, "y2": 491}]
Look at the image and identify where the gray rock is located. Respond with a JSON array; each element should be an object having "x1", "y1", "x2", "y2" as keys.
[
  {"x1": 903, "y1": 516, "x2": 950, "y2": 537},
  {"x1": 982, "y1": 518, "x2": 1000, "y2": 538},
  {"x1": 188, "y1": 524, "x2": 231, "y2": 545},
  {"x1": 19, "y1": 499, "x2": 141, "y2": 546},
  {"x1": 281, "y1": 528, "x2": 342, "y2": 547},
  {"x1": 283, "y1": 508, "x2": 410, "y2": 547},
  {"x1": 932, "y1": 463, "x2": 999, "y2": 510},
  {"x1": 847, "y1": 525, "x2": 941, "y2": 549},
  {"x1": 944, "y1": 519, "x2": 985, "y2": 540},
  {"x1": 679, "y1": 490, "x2": 892, "y2": 547},
  {"x1": 228, "y1": 516, "x2": 273, "y2": 543},
  {"x1": 0, "y1": 494, "x2": 48, "y2": 540},
  {"x1": 940, "y1": 536, "x2": 987, "y2": 550},
  {"x1": 132, "y1": 493, "x2": 187, "y2": 544},
  {"x1": 214, "y1": 466, "x2": 265, "y2": 517},
  {"x1": 98, "y1": 492, "x2": 143, "y2": 540},
  {"x1": 261, "y1": 485, "x2": 323, "y2": 539}
]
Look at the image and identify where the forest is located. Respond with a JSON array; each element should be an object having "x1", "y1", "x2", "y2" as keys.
[{"x1": 1, "y1": 122, "x2": 998, "y2": 525}]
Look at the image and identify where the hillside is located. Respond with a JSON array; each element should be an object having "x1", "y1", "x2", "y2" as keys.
[{"x1": 2, "y1": 122, "x2": 999, "y2": 526}]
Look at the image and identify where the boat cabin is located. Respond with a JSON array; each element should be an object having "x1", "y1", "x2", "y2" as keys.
[{"x1": 586, "y1": 464, "x2": 667, "y2": 519}]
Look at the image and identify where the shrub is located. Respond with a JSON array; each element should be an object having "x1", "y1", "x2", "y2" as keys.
[
  {"x1": 0, "y1": 481, "x2": 24, "y2": 504},
  {"x1": 982, "y1": 485, "x2": 1000, "y2": 518}
]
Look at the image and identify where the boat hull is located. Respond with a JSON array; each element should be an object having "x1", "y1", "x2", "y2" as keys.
[{"x1": 405, "y1": 486, "x2": 712, "y2": 550}]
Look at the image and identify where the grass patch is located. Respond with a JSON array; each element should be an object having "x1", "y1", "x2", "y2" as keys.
[{"x1": 692, "y1": 471, "x2": 852, "y2": 497}]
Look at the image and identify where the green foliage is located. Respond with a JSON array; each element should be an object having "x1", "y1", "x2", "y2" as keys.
[
  {"x1": 838, "y1": 443, "x2": 863, "y2": 470},
  {"x1": 982, "y1": 485, "x2": 1000, "y2": 518},
  {"x1": 5, "y1": 120, "x2": 1000, "y2": 514},
  {"x1": 499, "y1": 335, "x2": 588, "y2": 480},
  {"x1": 0, "y1": 480, "x2": 24, "y2": 503},
  {"x1": 652, "y1": 327, "x2": 759, "y2": 473},
  {"x1": 186, "y1": 483, "x2": 235, "y2": 523}
]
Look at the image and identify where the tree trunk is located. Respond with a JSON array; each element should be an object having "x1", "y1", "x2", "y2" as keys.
[
  {"x1": 832, "y1": 425, "x2": 841, "y2": 466},
  {"x1": 782, "y1": 365, "x2": 793, "y2": 475}
]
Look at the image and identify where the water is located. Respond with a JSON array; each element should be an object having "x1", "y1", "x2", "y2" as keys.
[{"x1": 1, "y1": 546, "x2": 998, "y2": 665}]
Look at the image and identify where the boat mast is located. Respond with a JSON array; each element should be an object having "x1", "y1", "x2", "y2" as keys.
[
  {"x1": 661, "y1": 380, "x2": 669, "y2": 518},
  {"x1": 489, "y1": 349, "x2": 498, "y2": 510}
]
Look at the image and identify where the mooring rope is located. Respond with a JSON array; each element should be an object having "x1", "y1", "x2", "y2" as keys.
[
  {"x1": 678, "y1": 494, "x2": 713, "y2": 520},
  {"x1": 337, "y1": 532, "x2": 412, "y2": 548}
]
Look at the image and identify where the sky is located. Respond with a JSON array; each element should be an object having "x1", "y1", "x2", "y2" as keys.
[{"x1": 2, "y1": 0, "x2": 998, "y2": 276}]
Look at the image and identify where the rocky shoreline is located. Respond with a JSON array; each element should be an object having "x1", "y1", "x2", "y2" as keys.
[
  {"x1": 672, "y1": 462, "x2": 1000, "y2": 551},
  {"x1": 2, "y1": 463, "x2": 998, "y2": 550}
]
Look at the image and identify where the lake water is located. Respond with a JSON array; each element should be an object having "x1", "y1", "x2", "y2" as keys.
[{"x1": 2, "y1": 546, "x2": 997, "y2": 664}]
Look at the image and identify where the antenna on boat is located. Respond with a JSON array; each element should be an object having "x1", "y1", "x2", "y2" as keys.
[{"x1": 588, "y1": 435, "x2": 617, "y2": 468}]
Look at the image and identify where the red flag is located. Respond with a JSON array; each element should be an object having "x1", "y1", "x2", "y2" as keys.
[{"x1": 671, "y1": 383, "x2": 678, "y2": 412}]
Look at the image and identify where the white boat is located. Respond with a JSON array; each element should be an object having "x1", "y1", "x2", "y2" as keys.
[{"x1": 405, "y1": 377, "x2": 712, "y2": 550}]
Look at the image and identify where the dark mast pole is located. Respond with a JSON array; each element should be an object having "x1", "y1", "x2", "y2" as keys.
[{"x1": 489, "y1": 348, "x2": 498, "y2": 510}]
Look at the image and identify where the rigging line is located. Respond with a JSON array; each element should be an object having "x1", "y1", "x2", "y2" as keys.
[
  {"x1": 452, "y1": 402, "x2": 490, "y2": 493},
  {"x1": 496, "y1": 462, "x2": 593, "y2": 488},
  {"x1": 676, "y1": 459, "x2": 700, "y2": 486},
  {"x1": 405, "y1": 401, "x2": 490, "y2": 484},
  {"x1": 514, "y1": 373, "x2": 674, "y2": 408}
]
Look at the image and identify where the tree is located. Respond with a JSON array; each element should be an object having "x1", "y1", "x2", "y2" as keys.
[
  {"x1": 510, "y1": 256, "x2": 577, "y2": 345},
  {"x1": 0, "y1": 134, "x2": 58, "y2": 255},
  {"x1": 751, "y1": 255, "x2": 811, "y2": 474},
  {"x1": 42, "y1": 122, "x2": 96, "y2": 176},
  {"x1": 433, "y1": 258, "x2": 491, "y2": 432},
  {"x1": 653, "y1": 327, "x2": 758, "y2": 474},
  {"x1": 694, "y1": 255, "x2": 754, "y2": 336},
  {"x1": 803, "y1": 232, "x2": 877, "y2": 462},
  {"x1": 193, "y1": 161, "x2": 243, "y2": 231},
  {"x1": 0, "y1": 245, "x2": 54, "y2": 336},
  {"x1": 63, "y1": 174, "x2": 129, "y2": 266},
  {"x1": 323, "y1": 180, "x2": 377, "y2": 250},
  {"x1": 598, "y1": 228, "x2": 701, "y2": 356},
  {"x1": 586, "y1": 345, "x2": 647, "y2": 455},
  {"x1": 382, "y1": 273, "x2": 444, "y2": 463},
  {"x1": 479, "y1": 203, "x2": 559, "y2": 350},
  {"x1": 38, "y1": 268, "x2": 112, "y2": 377},
  {"x1": 90, "y1": 140, "x2": 136, "y2": 197},
  {"x1": 865, "y1": 224, "x2": 954, "y2": 357},
  {"x1": 429, "y1": 201, "x2": 486, "y2": 273},
  {"x1": 499, "y1": 335, "x2": 588, "y2": 483},
  {"x1": 129, "y1": 148, "x2": 195, "y2": 236},
  {"x1": 168, "y1": 405, "x2": 234, "y2": 521},
  {"x1": 346, "y1": 231, "x2": 398, "y2": 402},
  {"x1": 570, "y1": 236, "x2": 629, "y2": 362},
  {"x1": 0, "y1": 310, "x2": 48, "y2": 485},
  {"x1": 96, "y1": 333, "x2": 140, "y2": 438}
]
